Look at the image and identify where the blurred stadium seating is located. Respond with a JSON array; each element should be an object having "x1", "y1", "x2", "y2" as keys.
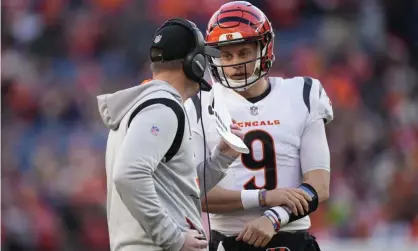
[{"x1": 2, "y1": 0, "x2": 418, "y2": 250}]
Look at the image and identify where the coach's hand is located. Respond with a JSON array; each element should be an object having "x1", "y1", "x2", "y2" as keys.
[
  {"x1": 266, "y1": 188, "x2": 312, "y2": 216},
  {"x1": 236, "y1": 216, "x2": 275, "y2": 248},
  {"x1": 217, "y1": 123, "x2": 244, "y2": 158},
  {"x1": 180, "y1": 230, "x2": 208, "y2": 251}
]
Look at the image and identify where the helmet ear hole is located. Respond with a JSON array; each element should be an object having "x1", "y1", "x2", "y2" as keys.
[
  {"x1": 262, "y1": 59, "x2": 272, "y2": 71},
  {"x1": 264, "y1": 32, "x2": 272, "y2": 43}
]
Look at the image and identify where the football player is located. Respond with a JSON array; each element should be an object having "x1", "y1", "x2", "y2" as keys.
[{"x1": 185, "y1": 1, "x2": 333, "y2": 251}]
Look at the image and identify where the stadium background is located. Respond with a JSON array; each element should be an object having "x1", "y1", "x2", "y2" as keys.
[{"x1": 1, "y1": 0, "x2": 418, "y2": 250}]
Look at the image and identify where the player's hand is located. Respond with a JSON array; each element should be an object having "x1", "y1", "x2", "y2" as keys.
[
  {"x1": 265, "y1": 188, "x2": 312, "y2": 216},
  {"x1": 180, "y1": 230, "x2": 208, "y2": 251},
  {"x1": 236, "y1": 216, "x2": 275, "y2": 248},
  {"x1": 217, "y1": 122, "x2": 244, "y2": 158}
]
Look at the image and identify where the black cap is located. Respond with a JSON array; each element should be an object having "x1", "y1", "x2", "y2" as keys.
[{"x1": 150, "y1": 24, "x2": 220, "y2": 62}]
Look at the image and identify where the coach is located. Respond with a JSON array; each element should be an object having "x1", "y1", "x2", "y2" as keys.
[{"x1": 97, "y1": 18, "x2": 242, "y2": 251}]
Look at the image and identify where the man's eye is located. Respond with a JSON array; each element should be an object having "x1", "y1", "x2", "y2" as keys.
[
  {"x1": 222, "y1": 54, "x2": 231, "y2": 59},
  {"x1": 240, "y1": 51, "x2": 249, "y2": 57}
]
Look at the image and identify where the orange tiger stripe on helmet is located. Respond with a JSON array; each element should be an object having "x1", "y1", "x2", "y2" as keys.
[{"x1": 206, "y1": 1, "x2": 272, "y2": 44}]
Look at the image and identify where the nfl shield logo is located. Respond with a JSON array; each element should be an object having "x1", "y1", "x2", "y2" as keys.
[
  {"x1": 154, "y1": 35, "x2": 162, "y2": 44},
  {"x1": 150, "y1": 125, "x2": 160, "y2": 136},
  {"x1": 250, "y1": 106, "x2": 258, "y2": 116}
]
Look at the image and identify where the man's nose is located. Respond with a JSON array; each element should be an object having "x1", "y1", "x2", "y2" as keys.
[{"x1": 231, "y1": 57, "x2": 244, "y2": 69}]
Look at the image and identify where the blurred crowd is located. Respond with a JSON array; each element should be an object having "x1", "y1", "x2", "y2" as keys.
[{"x1": 2, "y1": 0, "x2": 418, "y2": 250}]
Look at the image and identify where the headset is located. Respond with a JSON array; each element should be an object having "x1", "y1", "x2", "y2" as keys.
[{"x1": 157, "y1": 18, "x2": 212, "y2": 91}]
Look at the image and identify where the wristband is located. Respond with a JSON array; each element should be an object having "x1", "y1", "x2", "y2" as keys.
[
  {"x1": 298, "y1": 183, "x2": 319, "y2": 212},
  {"x1": 268, "y1": 206, "x2": 290, "y2": 225},
  {"x1": 258, "y1": 188, "x2": 267, "y2": 208},
  {"x1": 263, "y1": 211, "x2": 280, "y2": 232},
  {"x1": 241, "y1": 190, "x2": 260, "y2": 210}
]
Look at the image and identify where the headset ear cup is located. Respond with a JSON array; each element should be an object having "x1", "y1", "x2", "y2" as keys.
[
  {"x1": 183, "y1": 53, "x2": 206, "y2": 82},
  {"x1": 183, "y1": 52, "x2": 195, "y2": 82},
  {"x1": 191, "y1": 54, "x2": 206, "y2": 79}
]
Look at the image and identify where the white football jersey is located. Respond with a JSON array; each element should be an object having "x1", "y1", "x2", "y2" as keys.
[{"x1": 185, "y1": 77, "x2": 333, "y2": 236}]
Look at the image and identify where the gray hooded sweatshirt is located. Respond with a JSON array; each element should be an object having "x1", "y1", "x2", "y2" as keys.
[{"x1": 97, "y1": 80, "x2": 234, "y2": 251}]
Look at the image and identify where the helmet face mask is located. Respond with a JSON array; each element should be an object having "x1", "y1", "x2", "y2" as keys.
[{"x1": 206, "y1": 1, "x2": 275, "y2": 91}]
